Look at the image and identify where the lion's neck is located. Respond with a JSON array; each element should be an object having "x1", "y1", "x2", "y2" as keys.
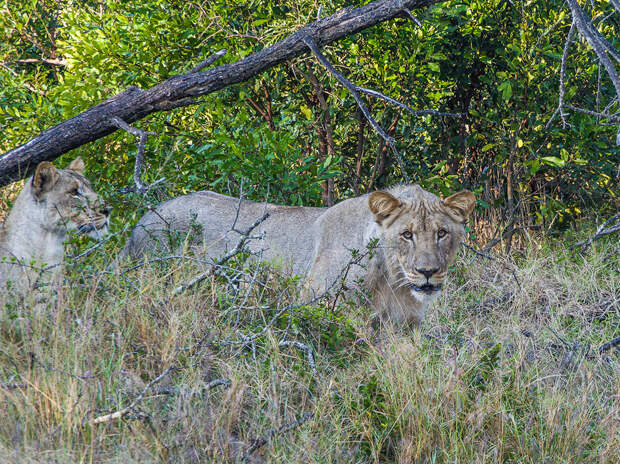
[{"x1": 1, "y1": 185, "x2": 66, "y2": 280}]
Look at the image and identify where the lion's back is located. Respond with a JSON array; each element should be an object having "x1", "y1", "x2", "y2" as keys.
[{"x1": 124, "y1": 191, "x2": 326, "y2": 274}]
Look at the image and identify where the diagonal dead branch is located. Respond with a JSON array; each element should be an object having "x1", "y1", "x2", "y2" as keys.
[
  {"x1": 302, "y1": 35, "x2": 411, "y2": 182},
  {"x1": 172, "y1": 212, "x2": 270, "y2": 295},
  {"x1": 402, "y1": 8, "x2": 423, "y2": 27},
  {"x1": 571, "y1": 211, "x2": 620, "y2": 249},
  {"x1": 599, "y1": 336, "x2": 620, "y2": 354},
  {"x1": 90, "y1": 365, "x2": 176, "y2": 425},
  {"x1": 565, "y1": 0, "x2": 620, "y2": 144}
]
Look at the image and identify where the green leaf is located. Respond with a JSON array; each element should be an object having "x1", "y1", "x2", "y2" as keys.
[
  {"x1": 300, "y1": 105, "x2": 312, "y2": 120},
  {"x1": 541, "y1": 156, "x2": 565, "y2": 168}
]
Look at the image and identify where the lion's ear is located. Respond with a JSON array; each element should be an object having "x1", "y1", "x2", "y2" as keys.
[
  {"x1": 67, "y1": 156, "x2": 85, "y2": 174},
  {"x1": 369, "y1": 191, "x2": 402, "y2": 224},
  {"x1": 444, "y1": 190, "x2": 476, "y2": 222},
  {"x1": 32, "y1": 162, "x2": 59, "y2": 198}
]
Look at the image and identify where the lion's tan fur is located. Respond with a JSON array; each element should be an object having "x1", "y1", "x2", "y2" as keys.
[
  {"x1": 125, "y1": 184, "x2": 474, "y2": 325},
  {"x1": 0, "y1": 158, "x2": 109, "y2": 289}
]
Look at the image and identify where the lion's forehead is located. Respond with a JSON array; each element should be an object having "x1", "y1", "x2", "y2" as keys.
[{"x1": 394, "y1": 201, "x2": 460, "y2": 232}]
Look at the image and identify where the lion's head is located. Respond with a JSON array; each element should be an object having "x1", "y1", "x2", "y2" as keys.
[
  {"x1": 29, "y1": 157, "x2": 110, "y2": 239},
  {"x1": 368, "y1": 185, "x2": 475, "y2": 304}
]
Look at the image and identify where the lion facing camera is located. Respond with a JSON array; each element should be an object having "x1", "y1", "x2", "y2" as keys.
[{"x1": 125, "y1": 184, "x2": 474, "y2": 326}]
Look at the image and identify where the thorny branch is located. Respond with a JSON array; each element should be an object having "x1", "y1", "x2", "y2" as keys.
[{"x1": 172, "y1": 212, "x2": 270, "y2": 295}]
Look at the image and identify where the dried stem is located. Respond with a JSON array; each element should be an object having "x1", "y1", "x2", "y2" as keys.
[{"x1": 90, "y1": 366, "x2": 175, "y2": 425}]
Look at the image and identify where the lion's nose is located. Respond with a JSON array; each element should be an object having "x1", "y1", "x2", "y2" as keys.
[{"x1": 417, "y1": 268, "x2": 438, "y2": 279}]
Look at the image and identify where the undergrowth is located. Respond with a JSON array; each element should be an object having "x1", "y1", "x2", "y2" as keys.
[{"x1": 0, "y1": 232, "x2": 618, "y2": 463}]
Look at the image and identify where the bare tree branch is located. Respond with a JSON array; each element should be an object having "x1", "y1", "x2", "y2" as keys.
[
  {"x1": 547, "y1": 21, "x2": 576, "y2": 129},
  {"x1": 278, "y1": 340, "x2": 317, "y2": 376},
  {"x1": 564, "y1": 0, "x2": 620, "y2": 144},
  {"x1": 244, "y1": 411, "x2": 313, "y2": 461},
  {"x1": 571, "y1": 211, "x2": 620, "y2": 249},
  {"x1": 172, "y1": 212, "x2": 270, "y2": 295},
  {"x1": 302, "y1": 35, "x2": 411, "y2": 182},
  {"x1": 109, "y1": 117, "x2": 164, "y2": 195},
  {"x1": 90, "y1": 365, "x2": 175, "y2": 425}
]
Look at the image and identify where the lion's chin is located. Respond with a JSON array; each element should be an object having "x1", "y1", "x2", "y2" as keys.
[{"x1": 408, "y1": 283, "x2": 442, "y2": 304}]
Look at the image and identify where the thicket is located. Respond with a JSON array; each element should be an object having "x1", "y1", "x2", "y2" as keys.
[
  {"x1": 1, "y1": 0, "x2": 618, "y2": 239},
  {"x1": 0, "y1": 2, "x2": 619, "y2": 462}
]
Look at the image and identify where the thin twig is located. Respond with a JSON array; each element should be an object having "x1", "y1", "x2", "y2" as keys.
[
  {"x1": 302, "y1": 35, "x2": 411, "y2": 182},
  {"x1": 187, "y1": 49, "x2": 227, "y2": 74},
  {"x1": 90, "y1": 366, "x2": 175, "y2": 424},
  {"x1": 564, "y1": 104, "x2": 620, "y2": 122},
  {"x1": 244, "y1": 411, "x2": 313, "y2": 460},
  {"x1": 172, "y1": 212, "x2": 270, "y2": 295},
  {"x1": 461, "y1": 242, "x2": 521, "y2": 291},
  {"x1": 356, "y1": 86, "x2": 462, "y2": 117}
]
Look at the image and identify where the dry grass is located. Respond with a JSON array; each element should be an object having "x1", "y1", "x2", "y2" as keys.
[{"x1": 0, "y1": 233, "x2": 618, "y2": 463}]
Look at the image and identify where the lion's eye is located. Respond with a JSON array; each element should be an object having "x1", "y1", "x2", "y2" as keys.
[
  {"x1": 70, "y1": 187, "x2": 80, "y2": 196},
  {"x1": 437, "y1": 229, "x2": 448, "y2": 239},
  {"x1": 401, "y1": 231, "x2": 413, "y2": 240}
]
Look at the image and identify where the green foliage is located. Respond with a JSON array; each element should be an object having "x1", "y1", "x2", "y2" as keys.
[{"x1": 0, "y1": 0, "x2": 618, "y2": 229}]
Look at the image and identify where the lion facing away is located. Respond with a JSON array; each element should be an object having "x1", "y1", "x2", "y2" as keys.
[
  {"x1": 125, "y1": 185, "x2": 474, "y2": 325},
  {"x1": 0, "y1": 157, "x2": 110, "y2": 289}
]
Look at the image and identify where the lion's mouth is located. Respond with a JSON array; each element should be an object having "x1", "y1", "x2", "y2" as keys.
[
  {"x1": 77, "y1": 218, "x2": 109, "y2": 236},
  {"x1": 408, "y1": 282, "x2": 442, "y2": 294}
]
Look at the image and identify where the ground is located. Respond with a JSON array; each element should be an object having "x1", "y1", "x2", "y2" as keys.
[{"x1": 0, "y1": 229, "x2": 618, "y2": 463}]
